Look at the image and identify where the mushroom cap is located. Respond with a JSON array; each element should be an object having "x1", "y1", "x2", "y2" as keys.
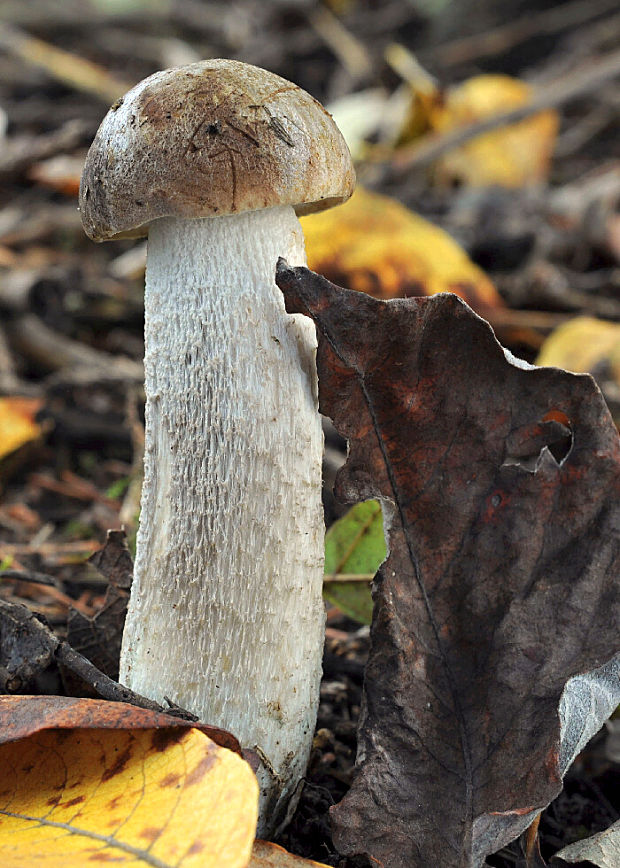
[{"x1": 80, "y1": 59, "x2": 356, "y2": 242}]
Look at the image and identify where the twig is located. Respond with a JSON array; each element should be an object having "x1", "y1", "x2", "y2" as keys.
[
  {"x1": 45, "y1": 364, "x2": 145, "y2": 389},
  {"x1": 0, "y1": 540, "x2": 100, "y2": 557},
  {"x1": 0, "y1": 324, "x2": 23, "y2": 394},
  {"x1": 322, "y1": 652, "x2": 365, "y2": 683},
  {"x1": 0, "y1": 204, "x2": 81, "y2": 247},
  {"x1": 385, "y1": 43, "x2": 437, "y2": 92},
  {"x1": 8, "y1": 314, "x2": 143, "y2": 381},
  {"x1": 0, "y1": 120, "x2": 89, "y2": 180},
  {"x1": 485, "y1": 309, "x2": 574, "y2": 333},
  {"x1": 307, "y1": 5, "x2": 372, "y2": 80},
  {"x1": 523, "y1": 814, "x2": 542, "y2": 866},
  {"x1": 390, "y1": 48, "x2": 620, "y2": 172},
  {"x1": 55, "y1": 641, "x2": 198, "y2": 719},
  {"x1": 0, "y1": 568, "x2": 60, "y2": 587},
  {"x1": 554, "y1": 100, "x2": 616, "y2": 157},
  {"x1": 0, "y1": 20, "x2": 131, "y2": 104},
  {"x1": 427, "y1": 0, "x2": 620, "y2": 67},
  {"x1": 324, "y1": 573, "x2": 375, "y2": 583},
  {"x1": 28, "y1": 472, "x2": 121, "y2": 510},
  {"x1": 0, "y1": 570, "x2": 93, "y2": 614}
]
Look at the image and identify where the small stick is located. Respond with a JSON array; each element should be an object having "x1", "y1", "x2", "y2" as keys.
[
  {"x1": 523, "y1": 813, "x2": 542, "y2": 867},
  {"x1": 390, "y1": 48, "x2": 620, "y2": 172},
  {"x1": 0, "y1": 120, "x2": 88, "y2": 180},
  {"x1": 0, "y1": 568, "x2": 60, "y2": 587},
  {"x1": 8, "y1": 314, "x2": 143, "y2": 380},
  {"x1": 0, "y1": 20, "x2": 131, "y2": 103},
  {"x1": 56, "y1": 641, "x2": 187, "y2": 716},
  {"x1": 324, "y1": 573, "x2": 375, "y2": 583},
  {"x1": 428, "y1": 0, "x2": 619, "y2": 67},
  {"x1": 307, "y1": 5, "x2": 372, "y2": 80}
]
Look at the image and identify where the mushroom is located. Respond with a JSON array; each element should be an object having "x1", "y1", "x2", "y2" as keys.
[{"x1": 79, "y1": 59, "x2": 355, "y2": 833}]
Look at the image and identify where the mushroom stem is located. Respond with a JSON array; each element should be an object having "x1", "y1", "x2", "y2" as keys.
[{"x1": 119, "y1": 205, "x2": 325, "y2": 833}]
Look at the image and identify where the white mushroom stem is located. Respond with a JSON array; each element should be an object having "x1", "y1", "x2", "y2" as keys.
[{"x1": 119, "y1": 205, "x2": 325, "y2": 833}]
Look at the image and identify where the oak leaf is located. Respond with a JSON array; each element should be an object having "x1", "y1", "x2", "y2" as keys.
[{"x1": 276, "y1": 262, "x2": 620, "y2": 868}]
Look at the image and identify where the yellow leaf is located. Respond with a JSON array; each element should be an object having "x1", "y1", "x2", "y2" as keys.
[
  {"x1": 302, "y1": 186, "x2": 501, "y2": 315},
  {"x1": 250, "y1": 840, "x2": 331, "y2": 866},
  {"x1": 0, "y1": 726, "x2": 258, "y2": 867},
  {"x1": 0, "y1": 397, "x2": 43, "y2": 461},
  {"x1": 536, "y1": 316, "x2": 620, "y2": 382},
  {"x1": 429, "y1": 75, "x2": 558, "y2": 188}
]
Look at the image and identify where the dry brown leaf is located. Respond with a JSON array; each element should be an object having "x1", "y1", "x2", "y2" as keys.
[
  {"x1": 302, "y1": 186, "x2": 501, "y2": 316},
  {"x1": 0, "y1": 695, "x2": 243, "y2": 755},
  {"x1": 0, "y1": 397, "x2": 43, "y2": 461},
  {"x1": 67, "y1": 529, "x2": 133, "y2": 680},
  {"x1": 250, "y1": 840, "x2": 331, "y2": 866},
  {"x1": 0, "y1": 699, "x2": 257, "y2": 867},
  {"x1": 429, "y1": 75, "x2": 558, "y2": 188},
  {"x1": 277, "y1": 261, "x2": 620, "y2": 868}
]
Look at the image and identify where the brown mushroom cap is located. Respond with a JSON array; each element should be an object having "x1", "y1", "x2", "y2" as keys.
[{"x1": 80, "y1": 59, "x2": 355, "y2": 242}]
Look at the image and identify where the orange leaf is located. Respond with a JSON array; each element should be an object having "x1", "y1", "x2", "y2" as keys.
[
  {"x1": 302, "y1": 186, "x2": 501, "y2": 316},
  {"x1": 0, "y1": 695, "x2": 242, "y2": 755},
  {"x1": 0, "y1": 397, "x2": 43, "y2": 461},
  {"x1": 28, "y1": 154, "x2": 84, "y2": 197},
  {"x1": 250, "y1": 840, "x2": 331, "y2": 866},
  {"x1": 0, "y1": 699, "x2": 258, "y2": 867}
]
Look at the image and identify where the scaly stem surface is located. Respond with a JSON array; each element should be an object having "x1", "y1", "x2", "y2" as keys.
[{"x1": 119, "y1": 206, "x2": 325, "y2": 832}]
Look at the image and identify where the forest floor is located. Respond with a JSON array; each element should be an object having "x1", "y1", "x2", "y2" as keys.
[{"x1": 0, "y1": 1, "x2": 619, "y2": 866}]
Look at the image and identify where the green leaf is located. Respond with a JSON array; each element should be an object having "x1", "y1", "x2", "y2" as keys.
[
  {"x1": 106, "y1": 476, "x2": 131, "y2": 499},
  {"x1": 323, "y1": 500, "x2": 386, "y2": 624}
]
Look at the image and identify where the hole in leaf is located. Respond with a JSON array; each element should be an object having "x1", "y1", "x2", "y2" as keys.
[
  {"x1": 503, "y1": 411, "x2": 573, "y2": 472},
  {"x1": 542, "y1": 410, "x2": 573, "y2": 464}
]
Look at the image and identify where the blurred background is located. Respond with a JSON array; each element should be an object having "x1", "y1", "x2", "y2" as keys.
[{"x1": 0, "y1": 2, "x2": 619, "y2": 863}]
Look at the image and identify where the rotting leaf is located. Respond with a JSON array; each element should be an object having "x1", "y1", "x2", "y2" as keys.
[
  {"x1": 323, "y1": 499, "x2": 385, "y2": 624},
  {"x1": 67, "y1": 529, "x2": 133, "y2": 679},
  {"x1": 276, "y1": 262, "x2": 620, "y2": 868},
  {"x1": 0, "y1": 701, "x2": 257, "y2": 867},
  {"x1": 0, "y1": 600, "x2": 58, "y2": 694},
  {"x1": 0, "y1": 695, "x2": 239, "y2": 752},
  {"x1": 250, "y1": 839, "x2": 331, "y2": 866}
]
